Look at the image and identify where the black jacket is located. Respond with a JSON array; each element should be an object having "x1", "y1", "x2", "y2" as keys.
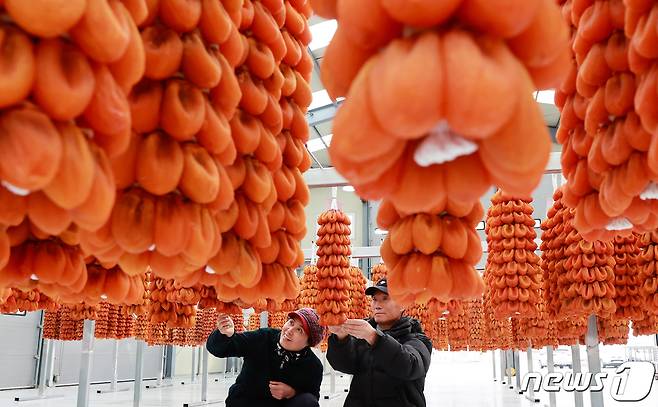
[
  {"x1": 206, "y1": 328, "x2": 324, "y2": 407},
  {"x1": 327, "y1": 317, "x2": 432, "y2": 407}
]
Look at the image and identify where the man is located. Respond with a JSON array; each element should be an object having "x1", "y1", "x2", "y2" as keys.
[{"x1": 327, "y1": 279, "x2": 433, "y2": 407}]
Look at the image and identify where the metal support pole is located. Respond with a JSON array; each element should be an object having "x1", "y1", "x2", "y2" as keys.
[
  {"x1": 525, "y1": 347, "x2": 540, "y2": 403},
  {"x1": 133, "y1": 340, "x2": 145, "y2": 407},
  {"x1": 500, "y1": 350, "x2": 507, "y2": 384},
  {"x1": 585, "y1": 315, "x2": 604, "y2": 407},
  {"x1": 492, "y1": 351, "x2": 497, "y2": 381},
  {"x1": 47, "y1": 340, "x2": 57, "y2": 387},
  {"x1": 514, "y1": 350, "x2": 522, "y2": 393},
  {"x1": 546, "y1": 346, "x2": 557, "y2": 407},
  {"x1": 156, "y1": 346, "x2": 164, "y2": 386},
  {"x1": 190, "y1": 347, "x2": 197, "y2": 384},
  {"x1": 166, "y1": 345, "x2": 175, "y2": 379},
  {"x1": 201, "y1": 348, "x2": 209, "y2": 402},
  {"x1": 197, "y1": 346, "x2": 202, "y2": 376},
  {"x1": 330, "y1": 368, "x2": 336, "y2": 394},
  {"x1": 226, "y1": 357, "x2": 232, "y2": 375},
  {"x1": 56, "y1": 339, "x2": 65, "y2": 384},
  {"x1": 321, "y1": 352, "x2": 341, "y2": 401},
  {"x1": 146, "y1": 346, "x2": 174, "y2": 390},
  {"x1": 111, "y1": 340, "x2": 119, "y2": 392},
  {"x1": 77, "y1": 320, "x2": 95, "y2": 407},
  {"x1": 37, "y1": 339, "x2": 50, "y2": 397},
  {"x1": 507, "y1": 350, "x2": 514, "y2": 389},
  {"x1": 571, "y1": 345, "x2": 584, "y2": 407}
]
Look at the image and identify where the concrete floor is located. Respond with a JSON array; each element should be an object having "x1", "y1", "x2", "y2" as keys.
[{"x1": 1, "y1": 351, "x2": 657, "y2": 407}]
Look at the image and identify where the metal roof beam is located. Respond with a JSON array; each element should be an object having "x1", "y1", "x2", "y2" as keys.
[{"x1": 306, "y1": 101, "x2": 342, "y2": 126}]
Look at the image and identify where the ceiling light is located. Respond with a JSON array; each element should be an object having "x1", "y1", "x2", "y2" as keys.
[
  {"x1": 476, "y1": 221, "x2": 485, "y2": 230},
  {"x1": 342, "y1": 185, "x2": 355, "y2": 192},
  {"x1": 534, "y1": 90, "x2": 556, "y2": 105},
  {"x1": 309, "y1": 19, "x2": 337, "y2": 51},
  {"x1": 308, "y1": 90, "x2": 333, "y2": 111},
  {"x1": 306, "y1": 134, "x2": 333, "y2": 152}
]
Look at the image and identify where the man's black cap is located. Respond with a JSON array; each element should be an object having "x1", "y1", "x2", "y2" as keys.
[{"x1": 365, "y1": 279, "x2": 389, "y2": 296}]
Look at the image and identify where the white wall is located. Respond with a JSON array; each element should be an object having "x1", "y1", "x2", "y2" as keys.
[
  {"x1": 174, "y1": 346, "x2": 225, "y2": 377},
  {"x1": 0, "y1": 312, "x2": 41, "y2": 389},
  {"x1": 302, "y1": 187, "x2": 365, "y2": 253},
  {"x1": 53, "y1": 338, "x2": 163, "y2": 385}
]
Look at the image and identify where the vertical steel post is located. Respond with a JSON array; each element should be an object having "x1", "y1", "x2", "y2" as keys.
[
  {"x1": 585, "y1": 315, "x2": 604, "y2": 407},
  {"x1": 571, "y1": 345, "x2": 584, "y2": 407},
  {"x1": 111, "y1": 340, "x2": 119, "y2": 392},
  {"x1": 190, "y1": 347, "x2": 197, "y2": 384},
  {"x1": 37, "y1": 339, "x2": 50, "y2": 397},
  {"x1": 500, "y1": 350, "x2": 507, "y2": 384},
  {"x1": 546, "y1": 346, "x2": 556, "y2": 407},
  {"x1": 196, "y1": 346, "x2": 202, "y2": 376},
  {"x1": 514, "y1": 350, "x2": 521, "y2": 392},
  {"x1": 492, "y1": 351, "x2": 497, "y2": 381},
  {"x1": 201, "y1": 348, "x2": 209, "y2": 402},
  {"x1": 133, "y1": 340, "x2": 145, "y2": 407},
  {"x1": 47, "y1": 340, "x2": 57, "y2": 387},
  {"x1": 76, "y1": 320, "x2": 95, "y2": 407},
  {"x1": 156, "y1": 346, "x2": 164, "y2": 387},
  {"x1": 506, "y1": 350, "x2": 514, "y2": 389},
  {"x1": 525, "y1": 347, "x2": 540, "y2": 403}
]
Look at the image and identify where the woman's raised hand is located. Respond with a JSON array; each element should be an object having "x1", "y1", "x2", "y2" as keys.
[{"x1": 217, "y1": 313, "x2": 235, "y2": 337}]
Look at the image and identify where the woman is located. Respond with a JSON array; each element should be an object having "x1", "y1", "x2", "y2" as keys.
[{"x1": 206, "y1": 308, "x2": 325, "y2": 407}]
